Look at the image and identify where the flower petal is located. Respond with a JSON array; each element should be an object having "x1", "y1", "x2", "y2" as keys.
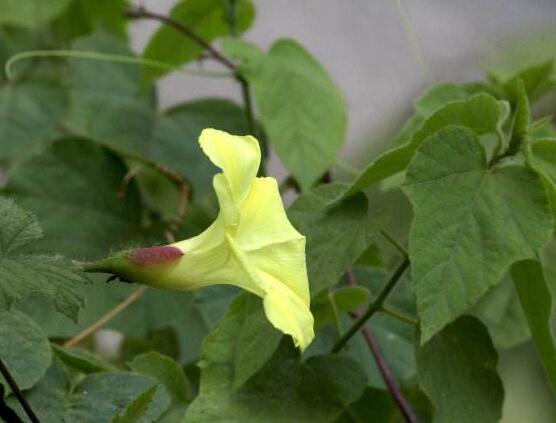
[{"x1": 199, "y1": 129, "x2": 260, "y2": 216}]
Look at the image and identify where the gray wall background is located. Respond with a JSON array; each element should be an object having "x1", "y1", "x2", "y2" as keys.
[
  {"x1": 128, "y1": 3, "x2": 556, "y2": 421},
  {"x1": 129, "y1": 0, "x2": 556, "y2": 171}
]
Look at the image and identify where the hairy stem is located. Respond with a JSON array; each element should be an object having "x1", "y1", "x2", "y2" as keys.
[
  {"x1": 331, "y1": 258, "x2": 410, "y2": 352},
  {"x1": 0, "y1": 357, "x2": 41, "y2": 423}
]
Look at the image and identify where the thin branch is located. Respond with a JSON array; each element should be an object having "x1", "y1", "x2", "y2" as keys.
[
  {"x1": 351, "y1": 312, "x2": 417, "y2": 423},
  {"x1": 331, "y1": 257, "x2": 410, "y2": 352},
  {"x1": 343, "y1": 267, "x2": 417, "y2": 423},
  {"x1": 0, "y1": 358, "x2": 41, "y2": 423},
  {"x1": 63, "y1": 286, "x2": 148, "y2": 348},
  {"x1": 380, "y1": 229, "x2": 408, "y2": 259},
  {"x1": 124, "y1": 6, "x2": 237, "y2": 71}
]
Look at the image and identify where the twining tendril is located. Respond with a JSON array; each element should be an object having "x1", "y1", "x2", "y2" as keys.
[{"x1": 4, "y1": 50, "x2": 233, "y2": 81}]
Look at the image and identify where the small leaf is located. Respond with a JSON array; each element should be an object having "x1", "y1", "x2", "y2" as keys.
[
  {"x1": 512, "y1": 259, "x2": 556, "y2": 391},
  {"x1": 312, "y1": 286, "x2": 369, "y2": 329},
  {"x1": 288, "y1": 183, "x2": 374, "y2": 297},
  {"x1": 231, "y1": 39, "x2": 347, "y2": 189},
  {"x1": 506, "y1": 78, "x2": 530, "y2": 155},
  {"x1": 0, "y1": 198, "x2": 89, "y2": 319},
  {"x1": 128, "y1": 352, "x2": 190, "y2": 404},
  {"x1": 69, "y1": 372, "x2": 170, "y2": 423},
  {"x1": 403, "y1": 126, "x2": 552, "y2": 342},
  {"x1": 0, "y1": 311, "x2": 51, "y2": 395},
  {"x1": 527, "y1": 138, "x2": 556, "y2": 218},
  {"x1": 343, "y1": 93, "x2": 509, "y2": 198},
  {"x1": 111, "y1": 385, "x2": 158, "y2": 423},
  {"x1": 490, "y1": 60, "x2": 556, "y2": 102},
  {"x1": 196, "y1": 293, "x2": 282, "y2": 392},
  {"x1": 142, "y1": 0, "x2": 255, "y2": 82},
  {"x1": 416, "y1": 316, "x2": 504, "y2": 423},
  {"x1": 52, "y1": 344, "x2": 116, "y2": 374}
]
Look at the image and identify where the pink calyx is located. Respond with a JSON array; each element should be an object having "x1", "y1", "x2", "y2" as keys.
[{"x1": 127, "y1": 246, "x2": 184, "y2": 267}]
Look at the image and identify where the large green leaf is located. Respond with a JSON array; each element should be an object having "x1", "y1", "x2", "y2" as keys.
[
  {"x1": 66, "y1": 32, "x2": 156, "y2": 160},
  {"x1": 403, "y1": 126, "x2": 552, "y2": 343},
  {"x1": 142, "y1": 0, "x2": 255, "y2": 82},
  {"x1": 228, "y1": 38, "x2": 347, "y2": 190},
  {"x1": 0, "y1": 79, "x2": 66, "y2": 165},
  {"x1": 343, "y1": 93, "x2": 509, "y2": 198},
  {"x1": 0, "y1": 0, "x2": 72, "y2": 27},
  {"x1": 111, "y1": 385, "x2": 158, "y2": 423},
  {"x1": 512, "y1": 259, "x2": 556, "y2": 392},
  {"x1": 188, "y1": 305, "x2": 366, "y2": 423},
  {"x1": 416, "y1": 316, "x2": 503, "y2": 423},
  {"x1": 3, "y1": 138, "x2": 144, "y2": 260},
  {"x1": 0, "y1": 310, "x2": 51, "y2": 395},
  {"x1": 0, "y1": 197, "x2": 88, "y2": 319},
  {"x1": 288, "y1": 183, "x2": 373, "y2": 297}
]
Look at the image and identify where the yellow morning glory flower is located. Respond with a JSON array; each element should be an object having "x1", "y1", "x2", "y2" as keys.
[{"x1": 88, "y1": 129, "x2": 315, "y2": 350}]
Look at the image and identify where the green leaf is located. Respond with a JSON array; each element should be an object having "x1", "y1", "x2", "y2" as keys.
[
  {"x1": 416, "y1": 316, "x2": 503, "y2": 423},
  {"x1": 188, "y1": 335, "x2": 366, "y2": 422},
  {"x1": 128, "y1": 351, "x2": 190, "y2": 406},
  {"x1": 3, "y1": 138, "x2": 144, "y2": 260},
  {"x1": 0, "y1": 197, "x2": 89, "y2": 319},
  {"x1": 10, "y1": 359, "x2": 171, "y2": 423},
  {"x1": 0, "y1": 311, "x2": 51, "y2": 395},
  {"x1": 527, "y1": 138, "x2": 556, "y2": 218},
  {"x1": 0, "y1": 0, "x2": 72, "y2": 27},
  {"x1": 288, "y1": 183, "x2": 374, "y2": 297},
  {"x1": 472, "y1": 274, "x2": 530, "y2": 349},
  {"x1": 414, "y1": 83, "x2": 474, "y2": 116},
  {"x1": 0, "y1": 79, "x2": 66, "y2": 165},
  {"x1": 194, "y1": 293, "x2": 282, "y2": 393},
  {"x1": 111, "y1": 385, "x2": 158, "y2": 423},
  {"x1": 142, "y1": 0, "x2": 255, "y2": 82},
  {"x1": 343, "y1": 93, "x2": 509, "y2": 198},
  {"x1": 512, "y1": 259, "x2": 556, "y2": 392},
  {"x1": 7, "y1": 357, "x2": 71, "y2": 422},
  {"x1": 66, "y1": 32, "x2": 156, "y2": 160},
  {"x1": 506, "y1": 78, "x2": 530, "y2": 155},
  {"x1": 230, "y1": 38, "x2": 347, "y2": 189},
  {"x1": 403, "y1": 126, "x2": 553, "y2": 343},
  {"x1": 69, "y1": 372, "x2": 169, "y2": 423},
  {"x1": 53, "y1": 0, "x2": 128, "y2": 41},
  {"x1": 52, "y1": 344, "x2": 116, "y2": 373},
  {"x1": 490, "y1": 60, "x2": 556, "y2": 102}
]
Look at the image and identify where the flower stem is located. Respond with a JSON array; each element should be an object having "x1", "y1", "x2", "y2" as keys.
[
  {"x1": 331, "y1": 257, "x2": 410, "y2": 352},
  {"x1": 0, "y1": 357, "x2": 41, "y2": 423},
  {"x1": 63, "y1": 286, "x2": 148, "y2": 348},
  {"x1": 380, "y1": 228, "x2": 408, "y2": 259}
]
